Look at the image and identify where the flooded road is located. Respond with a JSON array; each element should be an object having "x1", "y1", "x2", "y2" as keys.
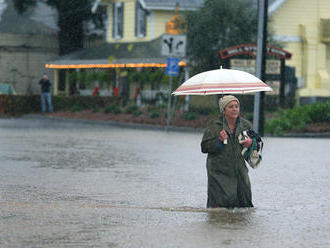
[{"x1": 0, "y1": 116, "x2": 329, "y2": 248}]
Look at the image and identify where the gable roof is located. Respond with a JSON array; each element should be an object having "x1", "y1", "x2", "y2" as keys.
[
  {"x1": 140, "y1": 0, "x2": 285, "y2": 13},
  {"x1": 140, "y1": 0, "x2": 204, "y2": 11},
  {"x1": 46, "y1": 37, "x2": 188, "y2": 69},
  {"x1": 93, "y1": 0, "x2": 283, "y2": 14}
]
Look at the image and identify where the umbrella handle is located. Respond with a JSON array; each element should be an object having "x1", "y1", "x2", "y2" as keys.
[{"x1": 223, "y1": 139, "x2": 227, "y2": 145}]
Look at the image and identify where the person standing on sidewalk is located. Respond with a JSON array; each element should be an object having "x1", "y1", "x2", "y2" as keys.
[{"x1": 38, "y1": 74, "x2": 53, "y2": 113}]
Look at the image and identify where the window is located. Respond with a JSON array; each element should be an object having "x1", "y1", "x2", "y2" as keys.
[
  {"x1": 135, "y1": 1, "x2": 146, "y2": 37},
  {"x1": 112, "y1": 2, "x2": 124, "y2": 39},
  {"x1": 321, "y1": 19, "x2": 330, "y2": 43}
]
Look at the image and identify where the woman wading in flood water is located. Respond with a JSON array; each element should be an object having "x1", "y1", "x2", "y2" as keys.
[{"x1": 201, "y1": 95, "x2": 259, "y2": 208}]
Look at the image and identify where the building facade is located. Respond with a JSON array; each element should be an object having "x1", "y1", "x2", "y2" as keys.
[
  {"x1": 270, "y1": 0, "x2": 330, "y2": 102},
  {"x1": 46, "y1": 0, "x2": 330, "y2": 103},
  {"x1": 101, "y1": 0, "x2": 202, "y2": 43},
  {"x1": 47, "y1": 0, "x2": 200, "y2": 98},
  {"x1": 0, "y1": 0, "x2": 59, "y2": 94}
]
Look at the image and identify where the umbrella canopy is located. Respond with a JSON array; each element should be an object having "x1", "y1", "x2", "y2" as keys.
[{"x1": 172, "y1": 68, "x2": 272, "y2": 95}]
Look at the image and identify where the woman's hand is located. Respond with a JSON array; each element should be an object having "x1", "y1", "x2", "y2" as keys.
[
  {"x1": 240, "y1": 135, "x2": 252, "y2": 148},
  {"x1": 219, "y1": 129, "x2": 228, "y2": 142}
]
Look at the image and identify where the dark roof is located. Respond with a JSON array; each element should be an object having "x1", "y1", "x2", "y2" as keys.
[
  {"x1": 142, "y1": 0, "x2": 280, "y2": 11},
  {"x1": 0, "y1": 0, "x2": 58, "y2": 35},
  {"x1": 47, "y1": 37, "x2": 171, "y2": 65},
  {"x1": 142, "y1": 0, "x2": 204, "y2": 10}
]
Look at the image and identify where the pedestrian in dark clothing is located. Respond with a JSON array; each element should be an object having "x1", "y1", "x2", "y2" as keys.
[
  {"x1": 201, "y1": 95, "x2": 255, "y2": 208},
  {"x1": 39, "y1": 75, "x2": 53, "y2": 113}
]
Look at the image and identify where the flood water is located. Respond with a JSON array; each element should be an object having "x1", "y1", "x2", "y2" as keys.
[{"x1": 0, "y1": 116, "x2": 329, "y2": 248}]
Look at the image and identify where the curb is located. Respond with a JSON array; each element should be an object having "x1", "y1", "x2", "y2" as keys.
[
  {"x1": 264, "y1": 132, "x2": 330, "y2": 138},
  {"x1": 14, "y1": 114, "x2": 330, "y2": 138}
]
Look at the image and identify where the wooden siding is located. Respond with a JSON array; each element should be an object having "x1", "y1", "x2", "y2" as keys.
[
  {"x1": 103, "y1": 0, "x2": 177, "y2": 42},
  {"x1": 271, "y1": 0, "x2": 330, "y2": 97},
  {"x1": 104, "y1": 0, "x2": 174, "y2": 43},
  {"x1": 150, "y1": 10, "x2": 174, "y2": 39}
]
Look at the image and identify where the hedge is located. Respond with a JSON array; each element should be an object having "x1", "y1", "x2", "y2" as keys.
[
  {"x1": 0, "y1": 95, "x2": 118, "y2": 116},
  {"x1": 265, "y1": 100, "x2": 330, "y2": 134}
]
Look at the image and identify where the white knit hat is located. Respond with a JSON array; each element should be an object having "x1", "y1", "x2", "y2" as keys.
[{"x1": 218, "y1": 95, "x2": 240, "y2": 112}]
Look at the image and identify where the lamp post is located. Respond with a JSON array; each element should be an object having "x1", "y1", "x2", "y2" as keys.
[{"x1": 253, "y1": 0, "x2": 268, "y2": 136}]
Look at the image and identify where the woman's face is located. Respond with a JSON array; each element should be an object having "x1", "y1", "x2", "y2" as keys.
[{"x1": 224, "y1": 100, "x2": 240, "y2": 120}]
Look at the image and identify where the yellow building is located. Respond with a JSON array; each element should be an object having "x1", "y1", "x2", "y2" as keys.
[
  {"x1": 47, "y1": 0, "x2": 330, "y2": 103},
  {"x1": 269, "y1": 0, "x2": 330, "y2": 102},
  {"x1": 98, "y1": 0, "x2": 201, "y2": 43},
  {"x1": 47, "y1": 0, "x2": 202, "y2": 97}
]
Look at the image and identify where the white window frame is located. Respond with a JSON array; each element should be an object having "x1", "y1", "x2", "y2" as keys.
[
  {"x1": 135, "y1": 1, "x2": 146, "y2": 38},
  {"x1": 113, "y1": 2, "x2": 123, "y2": 39}
]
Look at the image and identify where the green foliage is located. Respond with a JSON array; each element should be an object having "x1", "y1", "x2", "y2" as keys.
[
  {"x1": 92, "y1": 106, "x2": 99, "y2": 113},
  {"x1": 125, "y1": 104, "x2": 139, "y2": 114},
  {"x1": 150, "y1": 110, "x2": 160, "y2": 118},
  {"x1": 52, "y1": 96, "x2": 112, "y2": 111},
  {"x1": 307, "y1": 101, "x2": 330, "y2": 122},
  {"x1": 184, "y1": 111, "x2": 199, "y2": 120},
  {"x1": 185, "y1": 0, "x2": 259, "y2": 72},
  {"x1": 189, "y1": 106, "x2": 217, "y2": 116},
  {"x1": 147, "y1": 105, "x2": 158, "y2": 112},
  {"x1": 265, "y1": 100, "x2": 330, "y2": 134},
  {"x1": 70, "y1": 105, "x2": 81, "y2": 112},
  {"x1": 242, "y1": 112, "x2": 253, "y2": 122},
  {"x1": 103, "y1": 104, "x2": 122, "y2": 114},
  {"x1": 128, "y1": 69, "x2": 174, "y2": 90},
  {"x1": 133, "y1": 110, "x2": 142, "y2": 117},
  {"x1": 0, "y1": 95, "x2": 40, "y2": 115},
  {"x1": 77, "y1": 73, "x2": 87, "y2": 89},
  {"x1": 0, "y1": 95, "x2": 115, "y2": 116}
]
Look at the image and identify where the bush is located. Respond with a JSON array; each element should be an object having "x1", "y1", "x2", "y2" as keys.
[
  {"x1": 189, "y1": 106, "x2": 215, "y2": 116},
  {"x1": 70, "y1": 105, "x2": 81, "y2": 112},
  {"x1": 112, "y1": 106, "x2": 122, "y2": 114},
  {"x1": 184, "y1": 111, "x2": 199, "y2": 120},
  {"x1": 53, "y1": 95, "x2": 114, "y2": 111},
  {"x1": 265, "y1": 100, "x2": 330, "y2": 134},
  {"x1": 104, "y1": 104, "x2": 122, "y2": 114},
  {"x1": 133, "y1": 110, "x2": 142, "y2": 117},
  {"x1": 242, "y1": 112, "x2": 253, "y2": 122},
  {"x1": 125, "y1": 104, "x2": 138, "y2": 114},
  {"x1": 150, "y1": 110, "x2": 160, "y2": 118}
]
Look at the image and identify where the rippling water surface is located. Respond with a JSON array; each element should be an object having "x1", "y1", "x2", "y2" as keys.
[{"x1": 0, "y1": 116, "x2": 329, "y2": 248}]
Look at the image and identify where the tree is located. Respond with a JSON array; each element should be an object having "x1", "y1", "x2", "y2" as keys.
[
  {"x1": 13, "y1": 0, "x2": 103, "y2": 55},
  {"x1": 185, "y1": 0, "x2": 259, "y2": 73}
]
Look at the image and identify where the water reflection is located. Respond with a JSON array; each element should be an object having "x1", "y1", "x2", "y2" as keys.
[{"x1": 206, "y1": 208, "x2": 255, "y2": 227}]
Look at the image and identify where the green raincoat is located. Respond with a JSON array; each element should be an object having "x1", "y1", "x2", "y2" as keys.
[{"x1": 201, "y1": 115, "x2": 253, "y2": 208}]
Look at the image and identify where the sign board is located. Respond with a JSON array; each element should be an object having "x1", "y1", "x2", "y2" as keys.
[
  {"x1": 230, "y1": 59, "x2": 281, "y2": 75},
  {"x1": 219, "y1": 44, "x2": 292, "y2": 60},
  {"x1": 161, "y1": 34, "x2": 186, "y2": 57},
  {"x1": 166, "y1": 57, "x2": 179, "y2": 76}
]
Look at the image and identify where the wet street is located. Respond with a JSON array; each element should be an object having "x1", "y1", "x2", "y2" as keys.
[{"x1": 0, "y1": 116, "x2": 329, "y2": 248}]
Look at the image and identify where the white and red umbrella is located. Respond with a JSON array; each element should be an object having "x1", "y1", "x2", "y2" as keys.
[{"x1": 172, "y1": 68, "x2": 272, "y2": 95}]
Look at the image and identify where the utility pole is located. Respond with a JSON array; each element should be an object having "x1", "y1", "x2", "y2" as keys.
[{"x1": 253, "y1": 0, "x2": 268, "y2": 136}]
